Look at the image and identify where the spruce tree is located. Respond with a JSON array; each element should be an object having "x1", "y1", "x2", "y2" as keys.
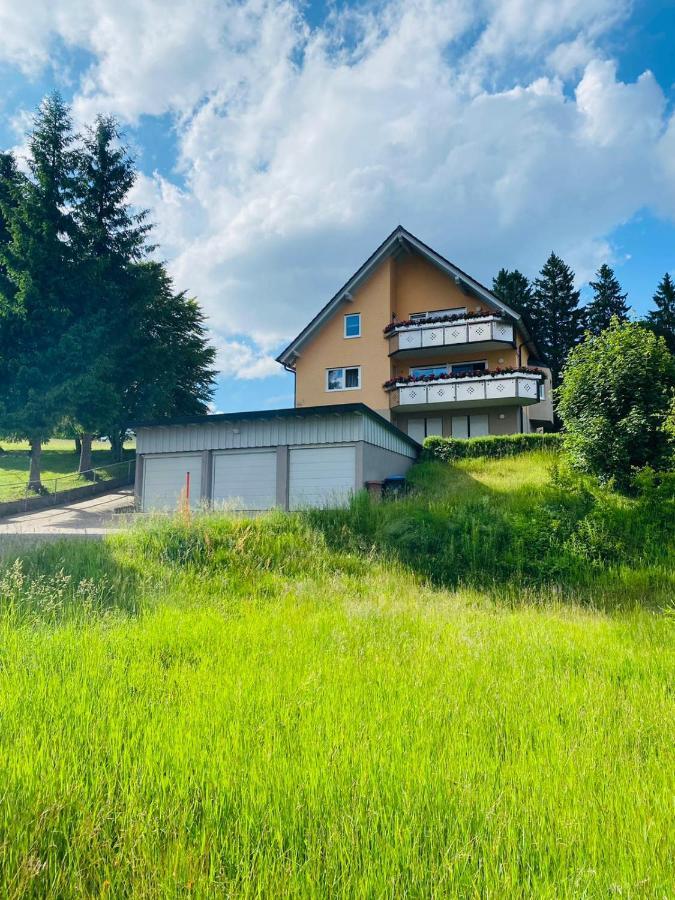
[
  {"x1": 0, "y1": 93, "x2": 79, "y2": 490},
  {"x1": 585, "y1": 264, "x2": 629, "y2": 335},
  {"x1": 645, "y1": 273, "x2": 675, "y2": 354},
  {"x1": 69, "y1": 116, "x2": 153, "y2": 471},
  {"x1": 70, "y1": 116, "x2": 215, "y2": 462},
  {"x1": 492, "y1": 268, "x2": 543, "y2": 352},
  {"x1": 532, "y1": 252, "x2": 584, "y2": 388}
]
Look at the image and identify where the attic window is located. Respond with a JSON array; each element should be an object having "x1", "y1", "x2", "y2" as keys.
[{"x1": 344, "y1": 313, "x2": 361, "y2": 338}]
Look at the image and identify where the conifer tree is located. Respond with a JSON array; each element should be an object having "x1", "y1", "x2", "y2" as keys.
[
  {"x1": 0, "y1": 93, "x2": 79, "y2": 490},
  {"x1": 70, "y1": 116, "x2": 215, "y2": 462},
  {"x1": 645, "y1": 273, "x2": 675, "y2": 354},
  {"x1": 492, "y1": 268, "x2": 543, "y2": 353},
  {"x1": 68, "y1": 115, "x2": 153, "y2": 472},
  {"x1": 585, "y1": 264, "x2": 629, "y2": 335},
  {"x1": 532, "y1": 252, "x2": 584, "y2": 388}
]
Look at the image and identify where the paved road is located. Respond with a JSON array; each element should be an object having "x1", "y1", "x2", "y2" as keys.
[{"x1": 0, "y1": 489, "x2": 135, "y2": 541}]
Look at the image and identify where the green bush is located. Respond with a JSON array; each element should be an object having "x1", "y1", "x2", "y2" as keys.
[
  {"x1": 422, "y1": 432, "x2": 561, "y2": 461},
  {"x1": 558, "y1": 320, "x2": 675, "y2": 485}
]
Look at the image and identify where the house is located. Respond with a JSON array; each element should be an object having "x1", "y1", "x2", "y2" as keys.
[
  {"x1": 276, "y1": 226, "x2": 553, "y2": 440},
  {"x1": 134, "y1": 226, "x2": 552, "y2": 511}
]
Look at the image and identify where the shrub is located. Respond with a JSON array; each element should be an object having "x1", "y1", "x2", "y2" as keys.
[
  {"x1": 558, "y1": 321, "x2": 675, "y2": 485},
  {"x1": 422, "y1": 432, "x2": 562, "y2": 461}
]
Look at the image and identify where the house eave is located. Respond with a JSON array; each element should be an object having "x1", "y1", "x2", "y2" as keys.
[{"x1": 275, "y1": 226, "x2": 541, "y2": 367}]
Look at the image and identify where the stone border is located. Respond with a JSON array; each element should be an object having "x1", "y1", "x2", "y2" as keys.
[{"x1": 0, "y1": 475, "x2": 134, "y2": 519}]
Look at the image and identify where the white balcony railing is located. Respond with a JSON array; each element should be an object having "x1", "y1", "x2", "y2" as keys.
[
  {"x1": 388, "y1": 372, "x2": 543, "y2": 409},
  {"x1": 386, "y1": 315, "x2": 514, "y2": 354}
]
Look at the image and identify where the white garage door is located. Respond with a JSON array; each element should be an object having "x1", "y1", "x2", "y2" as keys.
[
  {"x1": 212, "y1": 451, "x2": 277, "y2": 510},
  {"x1": 289, "y1": 446, "x2": 356, "y2": 510},
  {"x1": 143, "y1": 454, "x2": 202, "y2": 511}
]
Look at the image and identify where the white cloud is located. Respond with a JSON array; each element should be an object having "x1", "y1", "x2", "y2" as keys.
[
  {"x1": 214, "y1": 338, "x2": 280, "y2": 380},
  {"x1": 1, "y1": 0, "x2": 674, "y2": 381}
]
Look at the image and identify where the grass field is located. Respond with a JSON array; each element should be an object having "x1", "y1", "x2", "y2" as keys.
[
  {"x1": 0, "y1": 439, "x2": 134, "y2": 501},
  {"x1": 0, "y1": 452, "x2": 672, "y2": 897}
]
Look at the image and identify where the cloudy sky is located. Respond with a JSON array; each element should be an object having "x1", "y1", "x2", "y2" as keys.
[{"x1": 1, "y1": 0, "x2": 674, "y2": 411}]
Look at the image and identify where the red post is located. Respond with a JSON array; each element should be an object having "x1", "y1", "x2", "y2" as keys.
[{"x1": 185, "y1": 471, "x2": 190, "y2": 503}]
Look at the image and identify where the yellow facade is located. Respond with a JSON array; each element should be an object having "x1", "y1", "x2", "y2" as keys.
[{"x1": 294, "y1": 254, "x2": 524, "y2": 418}]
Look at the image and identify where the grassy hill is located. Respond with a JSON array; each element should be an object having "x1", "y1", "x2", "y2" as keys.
[
  {"x1": 0, "y1": 451, "x2": 672, "y2": 896},
  {"x1": 0, "y1": 439, "x2": 134, "y2": 501}
]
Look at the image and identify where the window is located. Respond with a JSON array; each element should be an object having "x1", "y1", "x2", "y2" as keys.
[
  {"x1": 344, "y1": 313, "x2": 361, "y2": 338},
  {"x1": 410, "y1": 364, "x2": 449, "y2": 379},
  {"x1": 326, "y1": 366, "x2": 361, "y2": 391},
  {"x1": 410, "y1": 307, "x2": 466, "y2": 322},
  {"x1": 451, "y1": 361, "x2": 487, "y2": 375}
]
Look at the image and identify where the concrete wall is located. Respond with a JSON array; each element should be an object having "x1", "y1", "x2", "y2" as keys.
[{"x1": 362, "y1": 443, "x2": 416, "y2": 483}]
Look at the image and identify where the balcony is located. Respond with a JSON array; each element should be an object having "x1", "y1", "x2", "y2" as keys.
[
  {"x1": 385, "y1": 314, "x2": 515, "y2": 358},
  {"x1": 386, "y1": 369, "x2": 544, "y2": 412}
]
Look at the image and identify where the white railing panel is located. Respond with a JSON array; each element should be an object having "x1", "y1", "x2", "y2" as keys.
[
  {"x1": 399, "y1": 385, "x2": 428, "y2": 405},
  {"x1": 397, "y1": 328, "x2": 422, "y2": 350},
  {"x1": 427, "y1": 382, "x2": 456, "y2": 403},
  {"x1": 493, "y1": 321, "x2": 514, "y2": 342},
  {"x1": 421, "y1": 327, "x2": 445, "y2": 348},
  {"x1": 444, "y1": 323, "x2": 468, "y2": 344},
  {"x1": 456, "y1": 381, "x2": 486, "y2": 402},
  {"x1": 485, "y1": 378, "x2": 517, "y2": 400},
  {"x1": 467, "y1": 321, "x2": 492, "y2": 342},
  {"x1": 517, "y1": 378, "x2": 540, "y2": 399}
]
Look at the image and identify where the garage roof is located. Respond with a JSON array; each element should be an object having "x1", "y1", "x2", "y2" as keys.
[{"x1": 132, "y1": 402, "x2": 421, "y2": 450}]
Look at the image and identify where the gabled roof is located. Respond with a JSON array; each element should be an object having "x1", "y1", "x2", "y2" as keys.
[{"x1": 276, "y1": 225, "x2": 538, "y2": 366}]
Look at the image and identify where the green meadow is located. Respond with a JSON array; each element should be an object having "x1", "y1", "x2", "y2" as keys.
[
  {"x1": 0, "y1": 439, "x2": 134, "y2": 502},
  {"x1": 0, "y1": 452, "x2": 673, "y2": 897}
]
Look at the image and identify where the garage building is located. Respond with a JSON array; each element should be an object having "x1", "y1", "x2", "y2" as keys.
[{"x1": 134, "y1": 403, "x2": 419, "y2": 512}]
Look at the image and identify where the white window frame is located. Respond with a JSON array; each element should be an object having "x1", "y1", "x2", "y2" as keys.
[
  {"x1": 409, "y1": 307, "x2": 467, "y2": 322},
  {"x1": 409, "y1": 363, "x2": 450, "y2": 378},
  {"x1": 344, "y1": 313, "x2": 361, "y2": 339},
  {"x1": 450, "y1": 359, "x2": 488, "y2": 375},
  {"x1": 326, "y1": 366, "x2": 361, "y2": 392}
]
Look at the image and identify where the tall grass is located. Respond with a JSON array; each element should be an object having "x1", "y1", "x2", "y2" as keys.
[{"x1": 0, "y1": 452, "x2": 672, "y2": 897}]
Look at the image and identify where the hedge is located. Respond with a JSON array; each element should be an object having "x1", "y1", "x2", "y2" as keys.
[{"x1": 422, "y1": 432, "x2": 562, "y2": 461}]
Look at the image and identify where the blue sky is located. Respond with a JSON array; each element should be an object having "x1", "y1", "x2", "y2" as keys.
[{"x1": 1, "y1": 0, "x2": 674, "y2": 413}]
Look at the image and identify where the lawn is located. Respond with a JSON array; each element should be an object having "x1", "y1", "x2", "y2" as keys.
[
  {"x1": 0, "y1": 438, "x2": 135, "y2": 502},
  {"x1": 0, "y1": 452, "x2": 672, "y2": 897}
]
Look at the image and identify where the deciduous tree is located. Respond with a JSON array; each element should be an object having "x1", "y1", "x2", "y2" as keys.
[{"x1": 558, "y1": 320, "x2": 675, "y2": 485}]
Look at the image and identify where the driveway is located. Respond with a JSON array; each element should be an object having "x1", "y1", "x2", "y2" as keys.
[{"x1": 0, "y1": 489, "x2": 135, "y2": 542}]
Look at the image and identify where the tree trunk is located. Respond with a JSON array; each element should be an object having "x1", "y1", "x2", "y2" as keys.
[
  {"x1": 110, "y1": 430, "x2": 124, "y2": 463},
  {"x1": 74, "y1": 435, "x2": 82, "y2": 454},
  {"x1": 28, "y1": 438, "x2": 43, "y2": 493},
  {"x1": 78, "y1": 433, "x2": 94, "y2": 479}
]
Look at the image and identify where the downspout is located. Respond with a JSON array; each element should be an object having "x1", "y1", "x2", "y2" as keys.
[{"x1": 282, "y1": 361, "x2": 297, "y2": 408}]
